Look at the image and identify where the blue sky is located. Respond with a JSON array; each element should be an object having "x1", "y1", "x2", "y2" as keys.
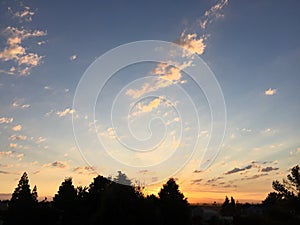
[{"x1": 0, "y1": 0, "x2": 300, "y2": 203}]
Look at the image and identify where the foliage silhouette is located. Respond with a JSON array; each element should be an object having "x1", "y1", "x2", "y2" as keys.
[
  {"x1": 2, "y1": 167, "x2": 300, "y2": 225},
  {"x1": 158, "y1": 178, "x2": 190, "y2": 225}
]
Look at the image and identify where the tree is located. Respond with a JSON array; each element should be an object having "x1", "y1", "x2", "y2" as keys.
[
  {"x1": 158, "y1": 178, "x2": 190, "y2": 225},
  {"x1": 267, "y1": 165, "x2": 300, "y2": 202},
  {"x1": 32, "y1": 185, "x2": 38, "y2": 202},
  {"x1": 10, "y1": 172, "x2": 37, "y2": 208},
  {"x1": 220, "y1": 196, "x2": 236, "y2": 216},
  {"x1": 7, "y1": 172, "x2": 38, "y2": 225},
  {"x1": 53, "y1": 177, "x2": 77, "y2": 211},
  {"x1": 113, "y1": 170, "x2": 131, "y2": 185}
]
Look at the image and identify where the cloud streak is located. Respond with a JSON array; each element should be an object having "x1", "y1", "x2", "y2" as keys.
[{"x1": 224, "y1": 165, "x2": 252, "y2": 175}]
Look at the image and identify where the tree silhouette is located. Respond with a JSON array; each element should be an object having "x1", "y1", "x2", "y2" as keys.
[
  {"x1": 7, "y1": 172, "x2": 38, "y2": 224},
  {"x1": 53, "y1": 177, "x2": 77, "y2": 211},
  {"x1": 220, "y1": 196, "x2": 236, "y2": 216},
  {"x1": 32, "y1": 185, "x2": 38, "y2": 202},
  {"x1": 158, "y1": 178, "x2": 190, "y2": 225},
  {"x1": 113, "y1": 170, "x2": 131, "y2": 185},
  {"x1": 10, "y1": 172, "x2": 37, "y2": 207},
  {"x1": 265, "y1": 165, "x2": 300, "y2": 202}
]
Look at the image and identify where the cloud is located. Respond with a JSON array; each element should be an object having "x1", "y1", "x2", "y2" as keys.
[
  {"x1": 12, "y1": 124, "x2": 22, "y2": 131},
  {"x1": 131, "y1": 97, "x2": 167, "y2": 117},
  {"x1": 200, "y1": 0, "x2": 229, "y2": 29},
  {"x1": 9, "y1": 134, "x2": 27, "y2": 141},
  {"x1": 191, "y1": 179, "x2": 203, "y2": 185},
  {"x1": 224, "y1": 165, "x2": 252, "y2": 175},
  {"x1": 44, "y1": 86, "x2": 53, "y2": 90},
  {"x1": 0, "y1": 13, "x2": 47, "y2": 76},
  {"x1": 12, "y1": 100, "x2": 30, "y2": 109},
  {"x1": 9, "y1": 143, "x2": 18, "y2": 148},
  {"x1": 265, "y1": 88, "x2": 277, "y2": 96},
  {"x1": 70, "y1": 54, "x2": 77, "y2": 61},
  {"x1": 44, "y1": 161, "x2": 68, "y2": 169},
  {"x1": 8, "y1": 6, "x2": 35, "y2": 22},
  {"x1": 73, "y1": 166, "x2": 96, "y2": 175},
  {"x1": 178, "y1": 32, "x2": 206, "y2": 55},
  {"x1": 0, "y1": 151, "x2": 13, "y2": 157},
  {"x1": 0, "y1": 117, "x2": 13, "y2": 124},
  {"x1": 56, "y1": 108, "x2": 75, "y2": 117},
  {"x1": 206, "y1": 177, "x2": 223, "y2": 184},
  {"x1": 0, "y1": 151, "x2": 23, "y2": 160},
  {"x1": 99, "y1": 127, "x2": 116, "y2": 139},
  {"x1": 261, "y1": 166, "x2": 279, "y2": 172},
  {"x1": 35, "y1": 136, "x2": 46, "y2": 144},
  {"x1": 243, "y1": 173, "x2": 268, "y2": 180}
]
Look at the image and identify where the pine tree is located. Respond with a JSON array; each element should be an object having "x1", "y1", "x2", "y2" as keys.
[
  {"x1": 10, "y1": 172, "x2": 36, "y2": 208},
  {"x1": 53, "y1": 177, "x2": 77, "y2": 211},
  {"x1": 32, "y1": 185, "x2": 38, "y2": 202},
  {"x1": 158, "y1": 178, "x2": 190, "y2": 225}
]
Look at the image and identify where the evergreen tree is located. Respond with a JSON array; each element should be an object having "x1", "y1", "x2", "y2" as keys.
[
  {"x1": 53, "y1": 177, "x2": 77, "y2": 211},
  {"x1": 158, "y1": 178, "x2": 190, "y2": 225},
  {"x1": 32, "y1": 185, "x2": 38, "y2": 202},
  {"x1": 10, "y1": 172, "x2": 36, "y2": 207}
]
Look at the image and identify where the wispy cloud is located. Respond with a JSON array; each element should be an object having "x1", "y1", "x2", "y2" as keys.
[
  {"x1": 8, "y1": 5, "x2": 35, "y2": 22},
  {"x1": 12, "y1": 124, "x2": 22, "y2": 131},
  {"x1": 265, "y1": 88, "x2": 277, "y2": 96},
  {"x1": 99, "y1": 127, "x2": 116, "y2": 140},
  {"x1": 9, "y1": 134, "x2": 27, "y2": 141},
  {"x1": 56, "y1": 108, "x2": 75, "y2": 117},
  {"x1": 0, "y1": 151, "x2": 23, "y2": 160},
  {"x1": 191, "y1": 178, "x2": 203, "y2": 185},
  {"x1": 261, "y1": 166, "x2": 279, "y2": 172},
  {"x1": 0, "y1": 117, "x2": 13, "y2": 124},
  {"x1": 224, "y1": 164, "x2": 252, "y2": 175},
  {"x1": 200, "y1": 0, "x2": 229, "y2": 29},
  {"x1": 72, "y1": 166, "x2": 96, "y2": 175},
  {"x1": 125, "y1": 1, "x2": 229, "y2": 100},
  {"x1": 35, "y1": 136, "x2": 46, "y2": 144},
  {"x1": 44, "y1": 161, "x2": 69, "y2": 169},
  {"x1": 12, "y1": 100, "x2": 30, "y2": 109},
  {"x1": 242, "y1": 173, "x2": 268, "y2": 180}
]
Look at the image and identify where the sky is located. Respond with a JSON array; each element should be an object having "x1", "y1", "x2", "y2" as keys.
[{"x1": 0, "y1": 0, "x2": 300, "y2": 203}]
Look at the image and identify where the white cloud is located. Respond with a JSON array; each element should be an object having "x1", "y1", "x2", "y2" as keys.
[
  {"x1": 265, "y1": 88, "x2": 277, "y2": 96},
  {"x1": 0, "y1": 117, "x2": 13, "y2": 124},
  {"x1": 12, "y1": 124, "x2": 22, "y2": 131},
  {"x1": 35, "y1": 136, "x2": 46, "y2": 144},
  {"x1": 0, "y1": 25, "x2": 46, "y2": 76},
  {"x1": 70, "y1": 54, "x2": 77, "y2": 61},
  {"x1": 9, "y1": 134, "x2": 27, "y2": 141},
  {"x1": 8, "y1": 6, "x2": 35, "y2": 22},
  {"x1": 178, "y1": 32, "x2": 206, "y2": 55},
  {"x1": 200, "y1": 0, "x2": 229, "y2": 30},
  {"x1": 132, "y1": 98, "x2": 162, "y2": 116},
  {"x1": 56, "y1": 108, "x2": 75, "y2": 117},
  {"x1": 12, "y1": 100, "x2": 30, "y2": 109},
  {"x1": 44, "y1": 86, "x2": 53, "y2": 90},
  {"x1": 99, "y1": 127, "x2": 117, "y2": 140}
]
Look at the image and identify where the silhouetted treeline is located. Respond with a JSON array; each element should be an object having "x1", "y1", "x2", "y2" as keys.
[
  {"x1": 0, "y1": 165, "x2": 299, "y2": 225},
  {"x1": 1, "y1": 171, "x2": 190, "y2": 225}
]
